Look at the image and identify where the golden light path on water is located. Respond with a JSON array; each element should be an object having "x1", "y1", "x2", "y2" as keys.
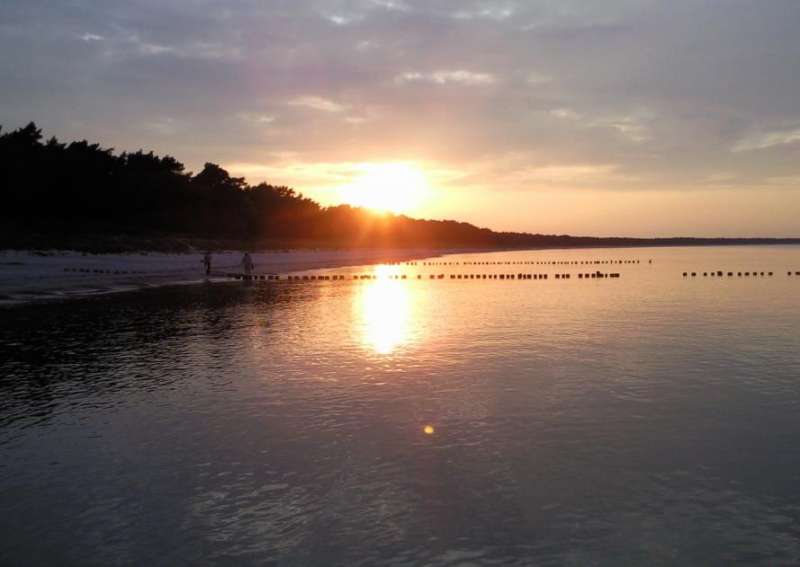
[
  {"x1": 355, "y1": 266, "x2": 439, "y2": 436},
  {"x1": 355, "y1": 264, "x2": 413, "y2": 355}
]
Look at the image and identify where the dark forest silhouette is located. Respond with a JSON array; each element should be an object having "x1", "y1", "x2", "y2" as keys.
[{"x1": 2, "y1": 122, "x2": 798, "y2": 252}]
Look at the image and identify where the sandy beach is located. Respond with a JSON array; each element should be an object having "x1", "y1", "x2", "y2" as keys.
[{"x1": 0, "y1": 248, "x2": 447, "y2": 305}]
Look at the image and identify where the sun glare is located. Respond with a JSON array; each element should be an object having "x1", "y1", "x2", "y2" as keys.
[
  {"x1": 358, "y1": 277, "x2": 410, "y2": 354},
  {"x1": 338, "y1": 163, "x2": 429, "y2": 215}
]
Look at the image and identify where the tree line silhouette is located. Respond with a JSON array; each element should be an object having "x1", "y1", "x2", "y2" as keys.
[{"x1": 2, "y1": 122, "x2": 797, "y2": 251}]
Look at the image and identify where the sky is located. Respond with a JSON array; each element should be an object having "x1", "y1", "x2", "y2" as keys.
[{"x1": 2, "y1": 0, "x2": 800, "y2": 237}]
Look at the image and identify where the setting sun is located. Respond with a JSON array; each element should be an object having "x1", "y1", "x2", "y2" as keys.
[{"x1": 337, "y1": 163, "x2": 428, "y2": 215}]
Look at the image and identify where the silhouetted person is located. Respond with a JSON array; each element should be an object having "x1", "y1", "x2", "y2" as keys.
[
  {"x1": 241, "y1": 252, "x2": 254, "y2": 276},
  {"x1": 202, "y1": 251, "x2": 212, "y2": 275}
]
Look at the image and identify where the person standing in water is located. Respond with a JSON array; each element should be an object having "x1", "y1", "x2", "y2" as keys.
[
  {"x1": 202, "y1": 251, "x2": 212, "y2": 276},
  {"x1": 241, "y1": 252, "x2": 254, "y2": 276}
]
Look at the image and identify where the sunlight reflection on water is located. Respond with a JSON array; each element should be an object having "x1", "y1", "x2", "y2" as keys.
[{"x1": 357, "y1": 274, "x2": 413, "y2": 355}]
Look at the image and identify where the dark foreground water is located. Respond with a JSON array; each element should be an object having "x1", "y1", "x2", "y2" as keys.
[{"x1": 2, "y1": 246, "x2": 800, "y2": 566}]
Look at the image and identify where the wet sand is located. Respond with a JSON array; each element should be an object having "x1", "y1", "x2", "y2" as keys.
[{"x1": 0, "y1": 248, "x2": 450, "y2": 305}]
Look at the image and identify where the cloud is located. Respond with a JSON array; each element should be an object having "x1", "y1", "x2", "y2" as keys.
[
  {"x1": 515, "y1": 164, "x2": 624, "y2": 183},
  {"x1": 288, "y1": 96, "x2": 348, "y2": 113},
  {"x1": 732, "y1": 128, "x2": 800, "y2": 152},
  {"x1": 141, "y1": 117, "x2": 177, "y2": 135},
  {"x1": 549, "y1": 108, "x2": 650, "y2": 143},
  {"x1": 77, "y1": 28, "x2": 243, "y2": 62},
  {"x1": 705, "y1": 172, "x2": 738, "y2": 183},
  {"x1": 489, "y1": 163, "x2": 639, "y2": 189},
  {"x1": 136, "y1": 41, "x2": 173, "y2": 56},
  {"x1": 394, "y1": 70, "x2": 495, "y2": 86},
  {"x1": 355, "y1": 40, "x2": 378, "y2": 51},
  {"x1": 324, "y1": 13, "x2": 364, "y2": 26},
  {"x1": 766, "y1": 175, "x2": 800, "y2": 186},
  {"x1": 369, "y1": 0, "x2": 410, "y2": 12},
  {"x1": 550, "y1": 108, "x2": 581, "y2": 120},
  {"x1": 237, "y1": 113, "x2": 276, "y2": 125},
  {"x1": 452, "y1": 5, "x2": 514, "y2": 21},
  {"x1": 526, "y1": 71, "x2": 552, "y2": 85},
  {"x1": 129, "y1": 38, "x2": 242, "y2": 61}
]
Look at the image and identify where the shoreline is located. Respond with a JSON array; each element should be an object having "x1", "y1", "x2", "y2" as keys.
[
  {"x1": 0, "y1": 248, "x2": 452, "y2": 306},
  {"x1": 2, "y1": 241, "x2": 799, "y2": 306}
]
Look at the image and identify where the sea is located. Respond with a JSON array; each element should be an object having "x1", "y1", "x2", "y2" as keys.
[{"x1": 2, "y1": 245, "x2": 800, "y2": 566}]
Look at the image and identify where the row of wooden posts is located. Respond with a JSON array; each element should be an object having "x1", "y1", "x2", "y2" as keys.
[
  {"x1": 224, "y1": 271, "x2": 622, "y2": 281},
  {"x1": 406, "y1": 260, "x2": 641, "y2": 266},
  {"x1": 681, "y1": 271, "x2": 800, "y2": 277},
  {"x1": 64, "y1": 267, "x2": 146, "y2": 275}
]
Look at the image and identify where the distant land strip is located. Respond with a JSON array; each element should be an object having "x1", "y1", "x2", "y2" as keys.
[{"x1": 2, "y1": 122, "x2": 799, "y2": 253}]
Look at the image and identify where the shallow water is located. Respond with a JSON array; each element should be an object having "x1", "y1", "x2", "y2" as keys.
[
  {"x1": 0, "y1": 248, "x2": 430, "y2": 304},
  {"x1": 2, "y1": 246, "x2": 800, "y2": 566}
]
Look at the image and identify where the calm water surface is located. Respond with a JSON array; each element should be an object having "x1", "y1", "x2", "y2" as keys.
[{"x1": 2, "y1": 246, "x2": 800, "y2": 565}]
